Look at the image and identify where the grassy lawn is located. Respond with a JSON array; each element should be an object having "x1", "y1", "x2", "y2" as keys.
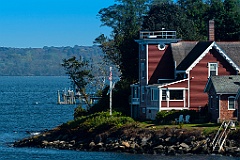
[{"x1": 138, "y1": 121, "x2": 239, "y2": 135}]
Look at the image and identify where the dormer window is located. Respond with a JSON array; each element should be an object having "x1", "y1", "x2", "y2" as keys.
[{"x1": 208, "y1": 62, "x2": 218, "y2": 77}]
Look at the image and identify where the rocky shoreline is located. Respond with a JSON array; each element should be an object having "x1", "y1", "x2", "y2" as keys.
[{"x1": 13, "y1": 124, "x2": 240, "y2": 157}]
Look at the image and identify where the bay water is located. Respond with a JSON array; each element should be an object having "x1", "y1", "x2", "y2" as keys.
[{"x1": 0, "y1": 76, "x2": 238, "y2": 159}]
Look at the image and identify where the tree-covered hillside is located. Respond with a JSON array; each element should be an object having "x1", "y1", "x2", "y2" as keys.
[{"x1": 0, "y1": 45, "x2": 104, "y2": 76}]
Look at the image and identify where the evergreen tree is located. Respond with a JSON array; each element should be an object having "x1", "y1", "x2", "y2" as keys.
[
  {"x1": 177, "y1": 0, "x2": 209, "y2": 40},
  {"x1": 62, "y1": 56, "x2": 93, "y2": 109},
  {"x1": 206, "y1": 0, "x2": 225, "y2": 41},
  {"x1": 222, "y1": 0, "x2": 240, "y2": 40},
  {"x1": 142, "y1": 2, "x2": 195, "y2": 40},
  {"x1": 96, "y1": 0, "x2": 150, "y2": 82}
]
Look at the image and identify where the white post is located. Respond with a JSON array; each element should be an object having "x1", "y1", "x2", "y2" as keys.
[
  {"x1": 109, "y1": 67, "x2": 113, "y2": 116},
  {"x1": 57, "y1": 90, "x2": 61, "y2": 104}
]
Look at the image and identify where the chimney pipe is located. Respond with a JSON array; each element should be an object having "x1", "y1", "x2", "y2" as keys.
[{"x1": 208, "y1": 20, "x2": 215, "y2": 41}]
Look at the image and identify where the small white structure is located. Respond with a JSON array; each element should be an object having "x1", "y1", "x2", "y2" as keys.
[{"x1": 57, "y1": 89, "x2": 76, "y2": 104}]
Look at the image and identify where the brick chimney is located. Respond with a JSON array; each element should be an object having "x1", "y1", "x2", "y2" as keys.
[{"x1": 208, "y1": 20, "x2": 215, "y2": 41}]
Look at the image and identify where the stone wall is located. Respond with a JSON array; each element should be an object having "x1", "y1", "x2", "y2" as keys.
[{"x1": 13, "y1": 126, "x2": 240, "y2": 157}]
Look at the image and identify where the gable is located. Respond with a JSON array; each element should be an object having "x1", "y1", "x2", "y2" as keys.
[
  {"x1": 174, "y1": 41, "x2": 240, "y2": 73},
  {"x1": 176, "y1": 41, "x2": 214, "y2": 71},
  {"x1": 214, "y1": 42, "x2": 240, "y2": 72}
]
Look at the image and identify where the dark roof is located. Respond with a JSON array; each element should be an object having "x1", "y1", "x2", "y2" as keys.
[
  {"x1": 208, "y1": 75, "x2": 240, "y2": 94},
  {"x1": 216, "y1": 42, "x2": 240, "y2": 67},
  {"x1": 170, "y1": 41, "x2": 240, "y2": 72},
  {"x1": 171, "y1": 41, "x2": 197, "y2": 66},
  {"x1": 176, "y1": 41, "x2": 213, "y2": 70}
]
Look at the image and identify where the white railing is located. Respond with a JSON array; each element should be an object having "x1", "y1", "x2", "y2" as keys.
[
  {"x1": 140, "y1": 31, "x2": 177, "y2": 39},
  {"x1": 212, "y1": 120, "x2": 236, "y2": 153}
]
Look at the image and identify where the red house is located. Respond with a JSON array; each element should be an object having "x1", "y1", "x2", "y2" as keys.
[{"x1": 130, "y1": 20, "x2": 240, "y2": 120}]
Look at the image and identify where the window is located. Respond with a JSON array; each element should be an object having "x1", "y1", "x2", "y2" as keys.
[
  {"x1": 208, "y1": 63, "x2": 218, "y2": 77},
  {"x1": 228, "y1": 97, "x2": 235, "y2": 110},
  {"x1": 162, "y1": 90, "x2": 167, "y2": 100},
  {"x1": 216, "y1": 96, "x2": 219, "y2": 110},
  {"x1": 132, "y1": 87, "x2": 139, "y2": 98},
  {"x1": 141, "y1": 44, "x2": 145, "y2": 51},
  {"x1": 151, "y1": 89, "x2": 159, "y2": 101},
  {"x1": 209, "y1": 96, "x2": 213, "y2": 109},
  {"x1": 141, "y1": 62, "x2": 146, "y2": 79},
  {"x1": 142, "y1": 107, "x2": 146, "y2": 113},
  {"x1": 169, "y1": 90, "x2": 183, "y2": 100},
  {"x1": 141, "y1": 86, "x2": 145, "y2": 102}
]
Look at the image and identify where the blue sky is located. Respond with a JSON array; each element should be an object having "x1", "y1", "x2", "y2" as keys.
[{"x1": 0, "y1": 0, "x2": 115, "y2": 48}]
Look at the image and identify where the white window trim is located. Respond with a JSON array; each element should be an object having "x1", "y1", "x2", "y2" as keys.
[
  {"x1": 208, "y1": 62, "x2": 218, "y2": 77},
  {"x1": 228, "y1": 96, "x2": 235, "y2": 110},
  {"x1": 161, "y1": 88, "x2": 185, "y2": 101},
  {"x1": 169, "y1": 89, "x2": 184, "y2": 101},
  {"x1": 161, "y1": 89, "x2": 167, "y2": 101}
]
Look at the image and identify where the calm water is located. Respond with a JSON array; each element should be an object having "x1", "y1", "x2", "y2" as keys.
[{"x1": 0, "y1": 76, "x2": 238, "y2": 160}]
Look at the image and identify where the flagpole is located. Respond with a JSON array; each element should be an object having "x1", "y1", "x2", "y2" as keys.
[{"x1": 109, "y1": 67, "x2": 112, "y2": 116}]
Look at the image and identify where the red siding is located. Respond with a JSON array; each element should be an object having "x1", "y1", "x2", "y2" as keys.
[
  {"x1": 189, "y1": 51, "x2": 232, "y2": 110},
  {"x1": 148, "y1": 45, "x2": 174, "y2": 84},
  {"x1": 161, "y1": 100, "x2": 188, "y2": 109},
  {"x1": 169, "y1": 101, "x2": 185, "y2": 107}
]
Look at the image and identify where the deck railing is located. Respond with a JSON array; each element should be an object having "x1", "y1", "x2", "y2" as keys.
[{"x1": 140, "y1": 31, "x2": 177, "y2": 39}]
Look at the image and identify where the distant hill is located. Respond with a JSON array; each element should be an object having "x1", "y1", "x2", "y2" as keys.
[{"x1": 0, "y1": 45, "x2": 106, "y2": 76}]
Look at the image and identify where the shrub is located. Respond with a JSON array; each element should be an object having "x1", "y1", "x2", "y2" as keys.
[
  {"x1": 74, "y1": 105, "x2": 87, "y2": 119},
  {"x1": 155, "y1": 110, "x2": 176, "y2": 124},
  {"x1": 61, "y1": 111, "x2": 135, "y2": 132}
]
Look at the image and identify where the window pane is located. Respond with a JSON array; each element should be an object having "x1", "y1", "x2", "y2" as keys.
[
  {"x1": 141, "y1": 63, "x2": 145, "y2": 78},
  {"x1": 154, "y1": 90, "x2": 159, "y2": 101},
  {"x1": 142, "y1": 108, "x2": 146, "y2": 113},
  {"x1": 162, "y1": 90, "x2": 166, "y2": 100},
  {"x1": 229, "y1": 97, "x2": 235, "y2": 109},
  {"x1": 133, "y1": 87, "x2": 138, "y2": 98},
  {"x1": 210, "y1": 64, "x2": 216, "y2": 70},
  {"x1": 210, "y1": 71, "x2": 216, "y2": 76},
  {"x1": 141, "y1": 87, "x2": 145, "y2": 102},
  {"x1": 151, "y1": 89, "x2": 159, "y2": 101},
  {"x1": 170, "y1": 90, "x2": 183, "y2": 100},
  {"x1": 209, "y1": 63, "x2": 218, "y2": 76}
]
